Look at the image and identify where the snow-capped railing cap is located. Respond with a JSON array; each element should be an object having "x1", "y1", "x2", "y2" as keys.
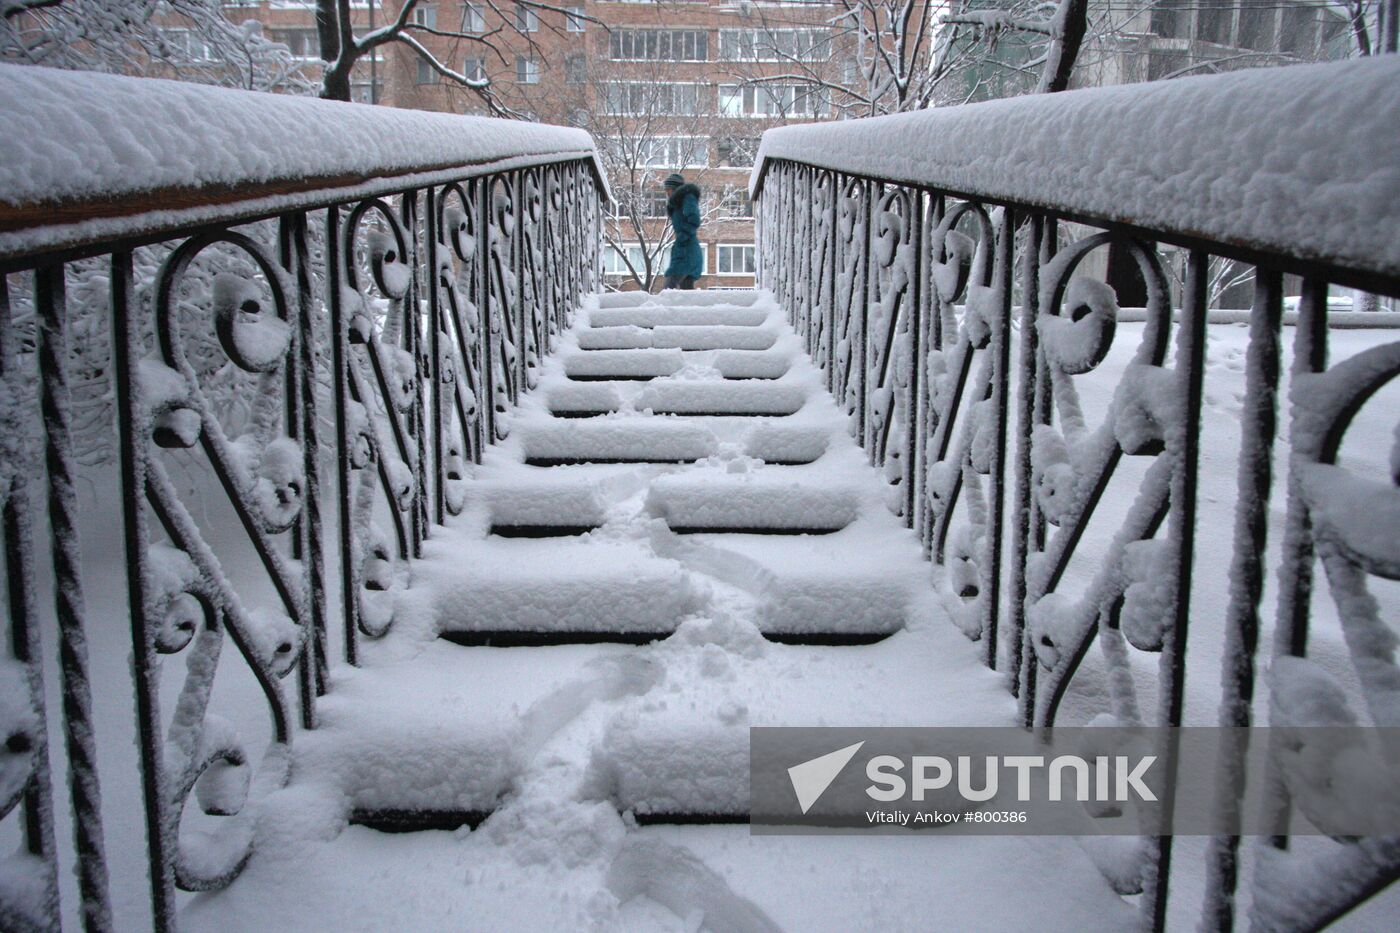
[
  {"x1": 751, "y1": 57, "x2": 1400, "y2": 291},
  {"x1": 0, "y1": 64, "x2": 610, "y2": 262}
]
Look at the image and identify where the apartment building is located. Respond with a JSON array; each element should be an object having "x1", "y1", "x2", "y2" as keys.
[
  {"x1": 217, "y1": 0, "x2": 383, "y2": 101},
  {"x1": 381, "y1": 1, "x2": 851, "y2": 290},
  {"x1": 962, "y1": 0, "x2": 1351, "y2": 100},
  {"x1": 1089, "y1": 0, "x2": 1351, "y2": 86}
]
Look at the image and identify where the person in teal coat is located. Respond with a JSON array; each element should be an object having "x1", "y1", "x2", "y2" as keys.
[{"x1": 661, "y1": 172, "x2": 703, "y2": 290}]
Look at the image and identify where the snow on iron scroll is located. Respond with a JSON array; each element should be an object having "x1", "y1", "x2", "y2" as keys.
[
  {"x1": 1248, "y1": 331, "x2": 1400, "y2": 928},
  {"x1": 436, "y1": 180, "x2": 486, "y2": 518},
  {"x1": 867, "y1": 187, "x2": 917, "y2": 521},
  {"x1": 923, "y1": 202, "x2": 1002, "y2": 650},
  {"x1": 520, "y1": 170, "x2": 546, "y2": 392},
  {"x1": 1022, "y1": 234, "x2": 1182, "y2": 893},
  {"x1": 339, "y1": 202, "x2": 421, "y2": 640},
  {"x1": 810, "y1": 172, "x2": 836, "y2": 374},
  {"x1": 486, "y1": 177, "x2": 521, "y2": 440},
  {"x1": 0, "y1": 275, "x2": 61, "y2": 928},
  {"x1": 141, "y1": 230, "x2": 312, "y2": 890},
  {"x1": 831, "y1": 177, "x2": 866, "y2": 426}
]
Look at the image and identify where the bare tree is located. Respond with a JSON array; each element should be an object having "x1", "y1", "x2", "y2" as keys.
[
  {"x1": 2, "y1": 0, "x2": 311, "y2": 91},
  {"x1": 1350, "y1": 0, "x2": 1400, "y2": 54},
  {"x1": 725, "y1": 1, "x2": 1093, "y2": 118},
  {"x1": 316, "y1": 0, "x2": 591, "y2": 111},
  {"x1": 944, "y1": 0, "x2": 1089, "y2": 94},
  {"x1": 729, "y1": 1, "x2": 980, "y2": 116},
  {"x1": 559, "y1": 58, "x2": 736, "y2": 292}
]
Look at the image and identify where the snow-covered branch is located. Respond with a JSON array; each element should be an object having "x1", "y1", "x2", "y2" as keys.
[{"x1": 1, "y1": 0, "x2": 314, "y2": 92}]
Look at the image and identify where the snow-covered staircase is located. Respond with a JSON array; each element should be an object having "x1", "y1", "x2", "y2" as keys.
[
  {"x1": 427, "y1": 288, "x2": 898, "y2": 645},
  {"x1": 201, "y1": 290, "x2": 1137, "y2": 931}
]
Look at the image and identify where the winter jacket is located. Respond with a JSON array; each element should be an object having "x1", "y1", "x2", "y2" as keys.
[{"x1": 664, "y1": 182, "x2": 704, "y2": 280}]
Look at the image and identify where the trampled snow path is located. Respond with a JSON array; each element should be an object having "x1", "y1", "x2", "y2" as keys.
[{"x1": 183, "y1": 290, "x2": 1134, "y2": 931}]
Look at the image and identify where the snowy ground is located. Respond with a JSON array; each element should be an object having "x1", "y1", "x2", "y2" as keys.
[
  {"x1": 174, "y1": 290, "x2": 1140, "y2": 931},
  {"x1": 20, "y1": 290, "x2": 1398, "y2": 931}
]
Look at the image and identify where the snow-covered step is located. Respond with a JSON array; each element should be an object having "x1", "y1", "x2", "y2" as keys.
[
  {"x1": 650, "y1": 325, "x2": 779, "y2": 351},
  {"x1": 297, "y1": 644, "x2": 538, "y2": 822},
  {"x1": 473, "y1": 480, "x2": 610, "y2": 536},
  {"x1": 722, "y1": 532, "x2": 917, "y2": 637},
  {"x1": 564, "y1": 348, "x2": 684, "y2": 381},
  {"x1": 521, "y1": 420, "x2": 718, "y2": 466},
  {"x1": 743, "y1": 423, "x2": 830, "y2": 464},
  {"x1": 589, "y1": 306, "x2": 769, "y2": 328},
  {"x1": 635, "y1": 381, "x2": 806, "y2": 416},
  {"x1": 424, "y1": 539, "x2": 707, "y2": 642},
  {"x1": 645, "y1": 475, "x2": 860, "y2": 534},
  {"x1": 546, "y1": 382, "x2": 622, "y2": 417},
  {"x1": 714, "y1": 349, "x2": 791, "y2": 380},
  {"x1": 597, "y1": 290, "x2": 762, "y2": 308},
  {"x1": 588, "y1": 623, "x2": 1011, "y2": 820},
  {"x1": 576, "y1": 325, "x2": 653, "y2": 350},
  {"x1": 575, "y1": 324, "x2": 780, "y2": 351}
]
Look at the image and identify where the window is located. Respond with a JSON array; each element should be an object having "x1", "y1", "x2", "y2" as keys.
[
  {"x1": 516, "y1": 4, "x2": 539, "y2": 32},
  {"x1": 603, "y1": 244, "x2": 706, "y2": 277},
  {"x1": 461, "y1": 2, "x2": 484, "y2": 32},
  {"x1": 1320, "y1": 10, "x2": 1348, "y2": 56},
  {"x1": 609, "y1": 29, "x2": 709, "y2": 62},
  {"x1": 565, "y1": 53, "x2": 587, "y2": 85},
  {"x1": 717, "y1": 137, "x2": 759, "y2": 167},
  {"x1": 718, "y1": 28, "x2": 829, "y2": 62},
  {"x1": 717, "y1": 245, "x2": 756, "y2": 276},
  {"x1": 463, "y1": 56, "x2": 485, "y2": 81},
  {"x1": 416, "y1": 59, "x2": 439, "y2": 84},
  {"x1": 719, "y1": 84, "x2": 828, "y2": 118},
  {"x1": 1235, "y1": 0, "x2": 1276, "y2": 52},
  {"x1": 1279, "y1": 7, "x2": 1319, "y2": 56},
  {"x1": 351, "y1": 80, "x2": 381, "y2": 104},
  {"x1": 1146, "y1": 50, "x2": 1188, "y2": 82},
  {"x1": 516, "y1": 56, "x2": 540, "y2": 84},
  {"x1": 610, "y1": 191, "x2": 670, "y2": 219},
  {"x1": 161, "y1": 29, "x2": 215, "y2": 61},
  {"x1": 603, "y1": 244, "x2": 661, "y2": 277},
  {"x1": 411, "y1": 3, "x2": 437, "y2": 27},
  {"x1": 643, "y1": 192, "x2": 670, "y2": 218},
  {"x1": 1196, "y1": 5, "x2": 1231, "y2": 45},
  {"x1": 267, "y1": 27, "x2": 319, "y2": 59},
  {"x1": 608, "y1": 136, "x2": 707, "y2": 168},
  {"x1": 719, "y1": 191, "x2": 755, "y2": 219},
  {"x1": 1149, "y1": 0, "x2": 1190, "y2": 40},
  {"x1": 599, "y1": 82, "x2": 704, "y2": 116},
  {"x1": 565, "y1": 6, "x2": 585, "y2": 31}
]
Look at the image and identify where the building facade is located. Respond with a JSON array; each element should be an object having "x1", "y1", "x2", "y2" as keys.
[
  {"x1": 380, "y1": 0, "x2": 849, "y2": 290},
  {"x1": 217, "y1": 0, "x2": 382, "y2": 101},
  {"x1": 202, "y1": 1, "x2": 1355, "y2": 300}
]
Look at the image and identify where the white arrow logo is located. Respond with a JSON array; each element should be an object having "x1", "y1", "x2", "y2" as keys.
[{"x1": 787, "y1": 741, "x2": 865, "y2": 814}]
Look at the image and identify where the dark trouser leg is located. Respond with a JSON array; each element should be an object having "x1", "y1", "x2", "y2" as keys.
[
  {"x1": 680, "y1": 276, "x2": 696, "y2": 290},
  {"x1": 663, "y1": 274, "x2": 679, "y2": 289}
]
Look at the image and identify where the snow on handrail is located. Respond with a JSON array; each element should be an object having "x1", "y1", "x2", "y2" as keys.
[
  {"x1": 0, "y1": 64, "x2": 610, "y2": 261},
  {"x1": 751, "y1": 57, "x2": 1400, "y2": 288}
]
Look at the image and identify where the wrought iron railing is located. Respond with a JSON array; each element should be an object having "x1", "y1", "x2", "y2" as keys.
[
  {"x1": 0, "y1": 65, "x2": 604, "y2": 931},
  {"x1": 751, "y1": 57, "x2": 1400, "y2": 932}
]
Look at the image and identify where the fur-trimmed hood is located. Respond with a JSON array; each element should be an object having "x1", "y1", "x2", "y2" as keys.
[{"x1": 666, "y1": 181, "x2": 701, "y2": 210}]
